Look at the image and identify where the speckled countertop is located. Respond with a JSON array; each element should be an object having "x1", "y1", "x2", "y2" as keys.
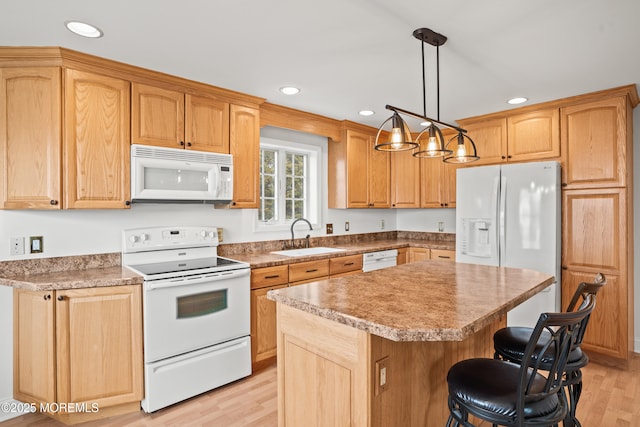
[
  {"x1": 223, "y1": 238, "x2": 454, "y2": 268},
  {"x1": 0, "y1": 253, "x2": 143, "y2": 291},
  {"x1": 267, "y1": 260, "x2": 554, "y2": 342}
]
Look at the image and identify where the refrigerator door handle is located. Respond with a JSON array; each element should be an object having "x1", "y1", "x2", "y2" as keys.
[{"x1": 498, "y1": 174, "x2": 507, "y2": 265}]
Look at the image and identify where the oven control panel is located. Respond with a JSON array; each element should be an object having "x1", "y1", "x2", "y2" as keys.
[{"x1": 123, "y1": 226, "x2": 219, "y2": 253}]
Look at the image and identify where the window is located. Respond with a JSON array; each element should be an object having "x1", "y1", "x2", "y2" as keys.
[{"x1": 258, "y1": 136, "x2": 321, "y2": 229}]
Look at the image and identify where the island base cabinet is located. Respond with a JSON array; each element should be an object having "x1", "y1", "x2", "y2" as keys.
[
  {"x1": 14, "y1": 286, "x2": 143, "y2": 425},
  {"x1": 276, "y1": 304, "x2": 504, "y2": 426}
]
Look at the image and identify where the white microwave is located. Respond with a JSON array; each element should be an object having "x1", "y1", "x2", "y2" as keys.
[{"x1": 131, "y1": 144, "x2": 233, "y2": 203}]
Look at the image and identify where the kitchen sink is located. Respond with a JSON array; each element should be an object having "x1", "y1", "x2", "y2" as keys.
[{"x1": 271, "y1": 247, "x2": 346, "y2": 257}]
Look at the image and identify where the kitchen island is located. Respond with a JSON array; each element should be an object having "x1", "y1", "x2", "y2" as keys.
[{"x1": 267, "y1": 259, "x2": 554, "y2": 426}]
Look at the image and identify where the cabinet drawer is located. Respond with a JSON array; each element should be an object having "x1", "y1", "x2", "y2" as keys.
[
  {"x1": 289, "y1": 260, "x2": 330, "y2": 283},
  {"x1": 329, "y1": 254, "x2": 363, "y2": 276},
  {"x1": 430, "y1": 249, "x2": 455, "y2": 262},
  {"x1": 251, "y1": 265, "x2": 289, "y2": 290}
]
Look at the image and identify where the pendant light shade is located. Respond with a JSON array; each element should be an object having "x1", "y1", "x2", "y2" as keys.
[
  {"x1": 443, "y1": 132, "x2": 480, "y2": 163},
  {"x1": 373, "y1": 27, "x2": 480, "y2": 164},
  {"x1": 413, "y1": 124, "x2": 452, "y2": 158},
  {"x1": 374, "y1": 111, "x2": 418, "y2": 151}
]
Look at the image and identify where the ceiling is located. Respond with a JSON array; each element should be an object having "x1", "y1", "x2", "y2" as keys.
[{"x1": 2, "y1": 0, "x2": 639, "y2": 131}]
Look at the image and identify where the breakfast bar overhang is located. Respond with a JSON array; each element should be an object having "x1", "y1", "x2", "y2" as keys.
[{"x1": 267, "y1": 260, "x2": 554, "y2": 426}]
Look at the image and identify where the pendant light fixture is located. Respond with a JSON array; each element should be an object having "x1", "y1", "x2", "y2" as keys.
[{"x1": 374, "y1": 27, "x2": 479, "y2": 164}]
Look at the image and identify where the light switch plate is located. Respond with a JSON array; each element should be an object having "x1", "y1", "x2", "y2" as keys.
[{"x1": 29, "y1": 236, "x2": 43, "y2": 254}]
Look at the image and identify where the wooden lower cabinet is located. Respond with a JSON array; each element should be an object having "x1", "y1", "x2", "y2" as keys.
[
  {"x1": 396, "y1": 248, "x2": 409, "y2": 265},
  {"x1": 14, "y1": 285, "x2": 143, "y2": 424},
  {"x1": 409, "y1": 247, "x2": 430, "y2": 263},
  {"x1": 276, "y1": 303, "x2": 502, "y2": 426},
  {"x1": 329, "y1": 254, "x2": 363, "y2": 276},
  {"x1": 430, "y1": 249, "x2": 455, "y2": 262}
]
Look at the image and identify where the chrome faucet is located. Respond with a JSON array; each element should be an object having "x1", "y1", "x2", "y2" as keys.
[{"x1": 290, "y1": 218, "x2": 313, "y2": 248}]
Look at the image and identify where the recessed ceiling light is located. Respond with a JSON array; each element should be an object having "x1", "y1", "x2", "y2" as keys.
[
  {"x1": 65, "y1": 21, "x2": 103, "y2": 38},
  {"x1": 419, "y1": 120, "x2": 432, "y2": 127},
  {"x1": 359, "y1": 110, "x2": 375, "y2": 116},
  {"x1": 279, "y1": 86, "x2": 300, "y2": 95},
  {"x1": 507, "y1": 97, "x2": 528, "y2": 105}
]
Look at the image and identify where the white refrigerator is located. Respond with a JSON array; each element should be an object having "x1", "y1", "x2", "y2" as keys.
[{"x1": 455, "y1": 161, "x2": 561, "y2": 328}]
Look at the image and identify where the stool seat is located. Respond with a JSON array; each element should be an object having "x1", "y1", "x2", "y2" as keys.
[
  {"x1": 494, "y1": 327, "x2": 587, "y2": 369},
  {"x1": 447, "y1": 358, "x2": 561, "y2": 421}
]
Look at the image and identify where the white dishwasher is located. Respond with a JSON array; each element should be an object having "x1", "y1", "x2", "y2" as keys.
[{"x1": 362, "y1": 249, "x2": 398, "y2": 272}]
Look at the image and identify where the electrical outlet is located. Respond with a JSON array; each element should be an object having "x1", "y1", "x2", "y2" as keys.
[
  {"x1": 380, "y1": 219, "x2": 385, "y2": 230},
  {"x1": 217, "y1": 227, "x2": 224, "y2": 243},
  {"x1": 374, "y1": 357, "x2": 390, "y2": 395},
  {"x1": 326, "y1": 223, "x2": 333, "y2": 234},
  {"x1": 345, "y1": 221, "x2": 350, "y2": 231},
  {"x1": 10, "y1": 237, "x2": 25, "y2": 256}
]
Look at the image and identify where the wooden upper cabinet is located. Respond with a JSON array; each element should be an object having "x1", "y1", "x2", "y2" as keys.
[
  {"x1": 0, "y1": 67, "x2": 62, "y2": 209},
  {"x1": 561, "y1": 96, "x2": 629, "y2": 189},
  {"x1": 230, "y1": 104, "x2": 260, "y2": 208},
  {"x1": 328, "y1": 124, "x2": 390, "y2": 208},
  {"x1": 420, "y1": 159, "x2": 460, "y2": 208},
  {"x1": 458, "y1": 108, "x2": 559, "y2": 165},
  {"x1": 64, "y1": 68, "x2": 131, "y2": 209},
  {"x1": 457, "y1": 117, "x2": 507, "y2": 165},
  {"x1": 391, "y1": 148, "x2": 420, "y2": 208},
  {"x1": 132, "y1": 83, "x2": 230, "y2": 153}
]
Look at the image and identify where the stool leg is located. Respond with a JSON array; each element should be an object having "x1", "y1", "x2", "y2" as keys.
[{"x1": 563, "y1": 368, "x2": 583, "y2": 427}]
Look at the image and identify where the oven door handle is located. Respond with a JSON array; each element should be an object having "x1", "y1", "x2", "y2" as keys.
[{"x1": 145, "y1": 268, "x2": 250, "y2": 291}]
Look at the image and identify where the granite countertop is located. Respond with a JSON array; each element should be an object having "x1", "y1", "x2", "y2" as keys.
[
  {"x1": 0, "y1": 266, "x2": 143, "y2": 291},
  {"x1": 226, "y1": 238, "x2": 454, "y2": 268},
  {"x1": 267, "y1": 260, "x2": 554, "y2": 342}
]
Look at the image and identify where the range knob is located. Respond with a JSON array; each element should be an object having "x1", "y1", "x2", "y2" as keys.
[
  {"x1": 200, "y1": 230, "x2": 207, "y2": 238},
  {"x1": 209, "y1": 231, "x2": 216, "y2": 239},
  {"x1": 140, "y1": 233, "x2": 149, "y2": 242},
  {"x1": 129, "y1": 235, "x2": 138, "y2": 243}
]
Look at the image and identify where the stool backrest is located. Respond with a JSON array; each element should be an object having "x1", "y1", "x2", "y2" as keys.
[
  {"x1": 566, "y1": 273, "x2": 606, "y2": 312},
  {"x1": 517, "y1": 295, "x2": 596, "y2": 422}
]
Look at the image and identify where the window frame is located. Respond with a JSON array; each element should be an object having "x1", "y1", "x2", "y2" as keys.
[{"x1": 256, "y1": 137, "x2": 321, "y2": 232}]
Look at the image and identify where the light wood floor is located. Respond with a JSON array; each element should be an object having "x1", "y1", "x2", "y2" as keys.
[{"x1": 3, "y1": 354, "x2": 640, "y2": 426}]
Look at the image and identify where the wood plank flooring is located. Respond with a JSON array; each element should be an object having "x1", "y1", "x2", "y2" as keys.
[{"x1": 3, "y1": 354, "x2": 640, "y2": 426}]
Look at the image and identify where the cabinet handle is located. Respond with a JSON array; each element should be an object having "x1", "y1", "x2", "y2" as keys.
[
  {"x1": 57, "y1": 295, "x2": 64, "y2": 301},
  {"x1": 125, "y1": 200, "x2": 131, "y2": 206},
  {"x1": 561, "y1": 266, "x2": 568, "y2": 270},
  {"x1": 50, "y1": 200, "x2": 58, "y2": 206},
  {"x1": 438, "y1": 255, "x2": 451, "y2": 259},
  {"x1": 561, "y1": 183, "x2": 568, "y2": 187},
  {"x1": 305, "y1": 269, "x2": 319, "y2": 273},
  {"x1": 344, "y1": 262, "x2": 354, "y2": 266},
  {"x1": 501, "y1": 156, "x2": 506, "y2": 159},
  {"x1": 187, "y1": 142, "x2": 192, "y2": 147},
  {"x1": 179, "y1": 141, "x2": 185, "y2": 146},
  {"x1": 265, "y1": 275, "x2": 280, "y2": 279},
  {"x1": 43, "y1": 294, "x2": 51, "y2": 300}
]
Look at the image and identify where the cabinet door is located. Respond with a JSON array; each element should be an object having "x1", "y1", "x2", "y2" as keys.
[
  {"x1": 396, "y1": 248, "x2": 409, "y2": 265},
  {"x1": 561, "y1": 97, "x2": 628, "y2": 189},
  {"x1": 562, "y1": 270, "x2": 627, "y2": 360},
  {"x1": 0, "y1": 67, "x2": 61, "y2": 209},
  {"x1": 420, "y1": 158, "x2": 443, "y2": 208},
  {"x1": 251, "y1": 284, "x2": 287, "y2": 366},
  {"x1": 64, "y1": 69, "x2": 131, "y2": 208},
  {"x1": 457, "y1": 118, "x2": 507, "y2": 165},
  {"x1": 230, "y1": 104, "x2": 260, "y2": 208},
  {"x1": 55, "y1": 286, "x2": 143, "y2": 407},
  {"x1": 442, "y1": 162, "x2": 460, "y2": 208},
  {"x1": 409, "y1": 248, "x2": 430, "y2": 263},
  {"x1": 185, "y1": 94, "x2": 230, "y2": 153},
  {"x1": 430, "y1": 249, "x2": 455, "y2": 262},
  {"x1": 13, "y1": 289, "x2": 56, "y2": 404},
  {"x1": 131, "y1": 83, "x2": 185, "y2": 149},
  {"x1": 368, "y1": 145, "x2": 391, "y2": 208},
  {"x1": 391, "y1": 148, "x2": 420, "y2": 208},
  {"x1": 507, "y1": 108, "x2": 560, "y2": 162},
  {"x1": 346, "y1": 129, "x2": 370, "y2": 208}
]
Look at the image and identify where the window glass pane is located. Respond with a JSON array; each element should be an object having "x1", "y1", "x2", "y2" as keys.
[
  {"x1": 285, "y1": 153, "x2": 293, "y2": 176},
  {"x1": 293, "y1": 154, "x2": 305, "y2": 177},
  {"x1": 263, "y1": 199, "x2": 275, "y2": 222},
  {"x1": 294, "y1": 177, "x2": 304, "y2": 198},
  {"x1": 285, "y1": 200, "x2": 293, "y2": 220},
  {"x1": 285, "y1": 176, "x2": 292, "y2": 198},
  {"x1": 177, "y1": 290, "x2": 227, "y2": 318},
  {"x1": 264, "y1": 175, "x2": 275, "y2": 198},
  {"x1": 263, "y1": 150, "x2": 276, "y2": 174},
  {"x1": 294, "y1": 200, "x2": 304, "y2": 218}
]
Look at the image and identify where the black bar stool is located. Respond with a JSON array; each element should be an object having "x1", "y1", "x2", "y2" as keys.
[
  {"x1": 446, "y1": 295, "x2": 596, "y2": 427},
  {"x1": 493, "y1": 273, "x2": 605, "y2": 427}
]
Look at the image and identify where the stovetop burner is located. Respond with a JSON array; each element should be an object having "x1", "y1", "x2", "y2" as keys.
[{"x1": 128, "y1": 256, "x2": 246, "y2": 277}]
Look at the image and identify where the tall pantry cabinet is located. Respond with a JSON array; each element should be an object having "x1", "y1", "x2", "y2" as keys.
[{"x1": 560, "y1": 91, "x2": 637, "y2": 364}]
